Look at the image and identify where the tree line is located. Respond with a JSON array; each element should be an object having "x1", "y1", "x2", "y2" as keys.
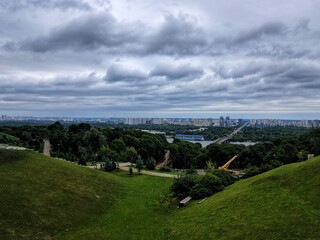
[
  {"x1": 0, "y1": 123, "x2": 319, "y2": 175},
  {"x1": 169, "y1": 129, "x2": 319, "y2": 172},
  {"x1": 232, "y1": 126, "x2": 309, "y2": 142}
]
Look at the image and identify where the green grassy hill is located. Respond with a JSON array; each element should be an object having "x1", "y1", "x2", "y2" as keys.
[
  {"x1": 0, "y1": 150, "x2": 126, "y2": 239},
  {"x1": 169, "y1": 157, "x2": 320, "y2": 239},
  {"x1": 0, "y1": 149, "x2": 319, "y2": 239}
]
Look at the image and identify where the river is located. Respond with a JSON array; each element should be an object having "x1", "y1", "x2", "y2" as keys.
[{"x1": 166, "y1": 138, "x2": 256, "y2": 148}]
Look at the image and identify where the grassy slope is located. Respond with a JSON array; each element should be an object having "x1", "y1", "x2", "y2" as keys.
[
  {"x1": 0, "y1": 150, "x2": 125, "y2": 239},
  {"x1": 58, "y1": 171, "x2": 174, "y2": 240},
  {"x1": 169, "y1": 157, "x2": 320, "y2": 240},
  {"x1": 1, "y1": 150, "x2": 319, "y2": 240}
]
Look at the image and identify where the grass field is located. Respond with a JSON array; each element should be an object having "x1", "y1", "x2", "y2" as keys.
[{"x1": 1, "y1": 149, "x2": 319, "y2": 239}]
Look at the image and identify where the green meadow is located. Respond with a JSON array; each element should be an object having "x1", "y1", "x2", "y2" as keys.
[{"x1": 0, "y1": 149, "x2": 319, "y2": 239}]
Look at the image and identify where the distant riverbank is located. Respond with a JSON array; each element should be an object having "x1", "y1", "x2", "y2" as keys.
[{"x1": 166, "y1": 138, "x2": 256, "y2": 148}]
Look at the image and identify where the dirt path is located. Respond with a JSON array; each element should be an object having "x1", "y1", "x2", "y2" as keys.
[
  {"x1": 86, "y1": 162, "x2": 177, "y2": 178},
  {"x1": 43, "y1": 139, "x2": 51, "y2": 156},
  {"x1": 156, "y1": 150, "x2": 171, "y2": 169},
  {"x1": 119, "y1": 162, "x2": 177, "y2": 178}
]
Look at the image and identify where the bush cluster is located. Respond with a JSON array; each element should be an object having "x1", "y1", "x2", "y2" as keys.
[
  {"x1": 145, "y1": 157, "x2": 156, "y2": 170},
  {"x1": 170, "y1": 174, "x2": 198, "y2": 199},
  {"x1": 159, "y1": 166, "x2": 172, "y2": 172},
  {"x1": 170, "y1": 170, "x2": 235, "y2": 200},
  {"x1": 242, "y1": 160, "x2": 283, "y2": 178}
]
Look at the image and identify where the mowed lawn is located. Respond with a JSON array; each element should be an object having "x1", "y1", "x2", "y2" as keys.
[{"x1": 1, "y1": 149, "x2": 319, "y2": 240}]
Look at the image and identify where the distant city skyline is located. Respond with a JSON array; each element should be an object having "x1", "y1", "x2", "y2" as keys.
[
  {"x1": 0, "y1": 112, "x2": 319, "y2": 120},
  {"x1": 0, "y1": 1, "x2": 319, "y2": 119},
  {"x1": 2, "y1": 114, "x2": 319, "y2": 128},
  {"x1": 1, "y1": 114, "x2": 319, "y2": 122}
]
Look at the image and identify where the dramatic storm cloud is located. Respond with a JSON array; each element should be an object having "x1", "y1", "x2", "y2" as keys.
[{"x1": 0, "y1": 0, "x2": 319, "y2": 118}]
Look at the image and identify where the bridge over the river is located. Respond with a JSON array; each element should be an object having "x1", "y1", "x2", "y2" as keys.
[{"x1": 213, "y1": 122, "x2": 249, "y2": 144}]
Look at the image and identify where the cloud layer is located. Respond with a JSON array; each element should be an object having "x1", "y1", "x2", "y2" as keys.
[{"x1": 0, "y1": 0, "x2": 319, "y2": 118}]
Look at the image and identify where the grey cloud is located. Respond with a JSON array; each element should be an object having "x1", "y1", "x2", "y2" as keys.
[
  {"x1": 150, "y1": 63, "x2": 203, "y2": 80},
  {"x1": 146, "y1": 14, "x2": 208, "y2": 55},
  {"x1": 0, "y1": 73, "x2": 101, "y2": 95},
  {"x1": 21, "y1": 13, "x2": 141, "y2": 52},
  {"x1": 104, "y1": 64, "x2": 148, "y2": 83},
  {"x1": 298, "y1": 81, "x2": 320, "y2": 89},
  {"x1": 283, "y1": 65, "x2": 320, "y2": 82},
  {"x1": 232, "y1": 22, "x2": 287, "y2": 44},
  {"x1": 1, "y1": 41, "x2": 18, "y2": 51},
  {"x1": 257, "y1": 63, "x2": 320, "y2": 89},
  {"x1": 214, "y1": 60, "x2": 320, "y2": 84},
  {"x1": 209, "y1": 60, "x2": 320, "y2": 104},
  {"x1": 213, "y1": 63, "x2": 262, "y2": 79},
  {"x1": 210, "y1": 21, "x2": 319, "y2": 60},
  {"x1": 0, "y1": 0, "x2": 92, "y2": 11},
  {"x1": 11, "y1": 10, "x2": 318, "y2": 62},
  {"x1": 1, "y1": 2, "x2": 320, "y2": 118},
  {"x1": 18, "y1": 12, "x2": 209, "y2": 56},
  {"x1": 246, "y1": 41, "x2": 314, "y2": 60}
]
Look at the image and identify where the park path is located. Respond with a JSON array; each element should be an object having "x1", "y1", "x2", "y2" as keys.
[
  {"x1": 155, "y1": 150, "x2": 170, "y2": 169},
  {"x1": 119, "y1": 162, "x2": 177, "y2": 178},
  {"x1": 43, "y1": 139, "x2": 51, "y2": 156},
  {"x1": 88, "y1": 162, "x2": 177, "y2": 178},
  {"x1": 89, "y1": 162, "x2": 207, "y2": 178}
]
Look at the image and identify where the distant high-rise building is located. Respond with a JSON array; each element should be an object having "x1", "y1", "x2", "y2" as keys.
[
  {"x1": 225, "y1": 116, "x2": 230, "y2": 127},
  {"x1": 219, "y1": 116, "x2": 224, "y2": 127},
  {"x1": 151, "y1": 118, "x2": 162, "y2": 125}
]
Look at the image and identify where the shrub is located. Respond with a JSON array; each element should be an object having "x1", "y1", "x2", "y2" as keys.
[
  {"x1": 208, "y1": 169, "x2": 235, "y2": 187},
  {"x1": 170, "y1": 170, "x2": 236, "y2": 201},
  {"x1": 159, "y1": 166, "x2": 172, "y2": 172},
  {"x1": 190, "y1": 184, "x2": 212, "y2": 199},
  {"x1": 260, "y1": 164, "x2": 273, "y2": 172},
  {"x1": 170, "y1": 174, "x2": 198, "y2": 199},
  {"x1": 145, "y1": 157, "x2": 156, "y2": 170},
  {"x1": 104, "y1": 158, "x2": 113, "y2": 172},
  {"x1": 77, "y1": 154, "x2": 87, "y2": 166},
  {"x1": 185, "y1": 168, "x2": 196, "y2": 175},
  {"x1": 243, "y1": 160, "x2": 283, "y2": 179},
  {"x1": 199, "y1": 173, "x2": 224, "y2": 193},
  {"x1": 243, "y1": 166, "x2": 261, "y2": 178},
  {"x1": 111, "y1": 160, "x2": 118, "y2": 170},
  {"x1": 136, "y1": 155, "x2": 144, "y2": 174}
]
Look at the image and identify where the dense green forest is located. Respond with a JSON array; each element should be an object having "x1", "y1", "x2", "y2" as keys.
[
  {"x1": 1, "y1": 123, "x2": 319, "y2": 177},
  {"x1": 232, "y1": 126, "x2": 309, "y2": 142},
  {"x1": 123, "y1": 124, "x2": 310, "y2": 142}
]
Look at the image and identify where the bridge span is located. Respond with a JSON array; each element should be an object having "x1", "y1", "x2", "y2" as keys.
[{"x1": 213, "y1": 122, "x2": 249, "y2": 144}]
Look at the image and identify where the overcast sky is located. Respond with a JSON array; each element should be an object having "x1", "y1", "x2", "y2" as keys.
[{"x1": 0, "y1": 0, "x2": 319, "y2": 119}]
